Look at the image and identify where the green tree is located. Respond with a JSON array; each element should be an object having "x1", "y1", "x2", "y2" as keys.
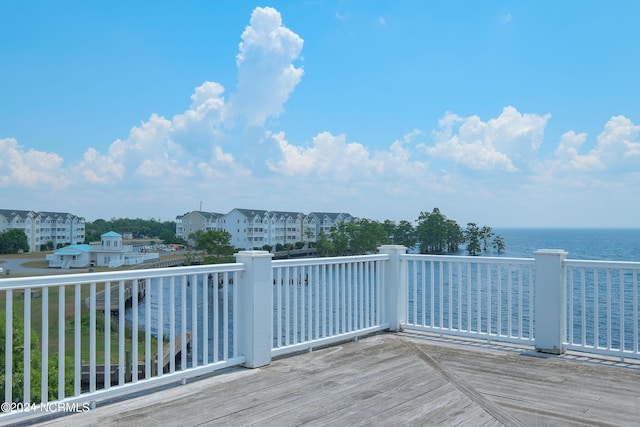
[
  {"x1": 189, "y1": 230, "x2": 234, "y2": 257},
  {"x1": 479, "y1": 226, "x2": 495, "y2": 251},
  {"x1": 329, "y1": 224, "x2": 350, "y2": 256},
  {"x1": 464, "y1": 223, "x2": 481, "y2": 256},
  {"x1": 0, "y1": 229, "x2": 29, "y2": 254},
  {"x1": 417, "y1": 208, "x2": 445, "y2": 253},
  {"x1": 416, "y1": 208, "x2": 462, "y2": 254},
  {"x1": 381, "y1": 220, "x2": 397, "y2": 244},
  {"x1": 444, "y1": 219, "x2": 464, "y2": 253},
  {"x1": 492, "y1": 235, "x2": 506, "y2": 253},
  {"x1": 159, "y1": 230, "x2": 185, "y2": 245},
  {"x1": 322, "y1": 219, "x2": 388, "y2": 256},
  {"x1": 0, "y1": 312, "x2": 72, "y2": 403},
  {"x1": 355, "y1": 219, "x2": 387, "y2": 254},
  {"x1": 85, "y1": 218, "x2": 176, "y2": 242},
  {"x1": 394, "y1": 220, "x2": 417, "y2": 249},
  {"x1": 315, "y1": 230, "x2": 334, "y2": 257},
  {"x1": 303, "y1": 228, "x2": 315, "y2": 248},
  {"x1": 40, "y1": 240, "x2": 54, "y2": 252}
]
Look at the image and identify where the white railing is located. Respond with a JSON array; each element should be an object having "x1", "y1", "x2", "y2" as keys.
[
  {"x1": 271, "y1": 254, "x2": 389, "y2": 357},
  {"x1": 1, "y1": 263, "x2": 244, "y2": 423},
  {"x1": 3, "y1": 246, "x2": 640, "y2": 424},
  {"x1": 402, "y1": 254, "x2": 535, "y2": 345},
  {"x1": 564, "y1": 259, "x2": 640, "y2": 359}
]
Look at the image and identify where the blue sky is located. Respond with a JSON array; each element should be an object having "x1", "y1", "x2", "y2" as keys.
[{"x1": 1, "y1": 1, "x2": 639, "y2": 227}]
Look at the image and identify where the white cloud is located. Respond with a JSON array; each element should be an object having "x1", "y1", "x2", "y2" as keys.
[
  {"x1": 426, "y1": 114, "x2": 513, "y2": 172},
  {"x1": 594, "y1": 115, "x2": 640, "y2": 169},
  {"x1": 73, "y1": 112, "x2": 197, "y2": 184},
  {"x1": 268, "y1": 131, "x2": 370, "y2": 179},
  {"x1": 424, "y1": 106, "x2": 550, "y2": 172},
  {"x1": 544, "y1": 115, "x2": 640, "y2": 175},
  {"x1": 267, "y1": 130, "x2": 430, "y2": 181},
  {"x1": 0, "y1": 138, "x2": 69, "y2": 188},
  {"x1": 551, "y1": 131, "x2": 603, "y2": 172},
  {"x1": 69, "y1": 6, "x2": 306, "y2": 187},
  {"x1": 172, "y1": 81, "x2": 226, "y2": 132},
  {"x1": 78, "y1": 146, "x2": 125, "y2": 184},
  {"x1": 230, "y1": 6, "x2": 304, "y2": 127}
]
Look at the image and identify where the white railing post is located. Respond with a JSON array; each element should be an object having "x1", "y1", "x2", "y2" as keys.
[
  {"x1": 379, "y1": 245, "x2": 407, "y2": 332},
  {"x1": 235, "y1": 250, "x2": 273, "y2": 368},
  {"x1": 534, "y1": 249, "x2": 568, "y2": 354}
]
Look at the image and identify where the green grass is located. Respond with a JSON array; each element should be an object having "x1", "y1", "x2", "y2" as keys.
[
  {"x1": 1, "y1": 284, "x2": 160, "y2": 366},
  {"x1": 20, "y1": 259, "x2": 50, "y2": 269},
  {"x1": 1, "y1": 253, "x2": 171, "y2": 367},
  {"x1": 1, "y1": 253, "x2": 175, "y2": 402}
]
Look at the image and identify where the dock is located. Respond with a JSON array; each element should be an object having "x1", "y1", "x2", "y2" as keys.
[
  {"x1": 153, "y1": 331, "x2": 192, "y2": 375},
  {"x1": 80, "y1": 332, "x2": 192, "y2": 390},
  {"x1": 84, "y1": 279, "x2": 146, "y2": 313},
  {"x1": 272, "y1": 248, "x2": 317, "y2": 259},
  {"x1": 38, "y1": 331, "x2": 640, "y2": 426}
]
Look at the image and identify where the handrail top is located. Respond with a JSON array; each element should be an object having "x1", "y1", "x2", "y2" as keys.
[
  {"x1": 0, "y1": 262, "x2": 245, "y2": 290},
  {"x1": 564, "y1": 258, "x2": 640, "y2": 269},
  {"x1": 273, "y1": 253, "x2": 388, "y2": 267},
  {"x1": 401, "y1": 253, "x2": 534, "y2": 264}
]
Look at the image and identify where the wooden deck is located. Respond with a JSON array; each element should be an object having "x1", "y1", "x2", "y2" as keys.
[{"x1": 36, "y1": 332, "x2": 640, "y2": 426}]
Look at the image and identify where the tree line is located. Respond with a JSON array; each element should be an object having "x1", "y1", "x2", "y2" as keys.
[
  {"x1": 85, "y1": 218, "x2": 177, "y2": 243},
  {"x1": 313, "y1": 207, "x2": 505, "y2": 257}
]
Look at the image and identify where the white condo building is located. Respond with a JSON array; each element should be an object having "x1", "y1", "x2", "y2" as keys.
[
  {"x1": 176, "y1": 208, "x2": 356, "y2": 250},
  {"x1": 0, "y1": 209, "x2": 85, "y2": 253}
]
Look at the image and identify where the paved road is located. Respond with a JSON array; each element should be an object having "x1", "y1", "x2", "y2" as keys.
[{"x1": 0, "y1": 257, "x2": 79, "y2": 276}]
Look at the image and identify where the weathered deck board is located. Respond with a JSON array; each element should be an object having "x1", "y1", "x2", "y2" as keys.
[{"x1": 35, "y1": 332, "x2": 640, "y2": 427}]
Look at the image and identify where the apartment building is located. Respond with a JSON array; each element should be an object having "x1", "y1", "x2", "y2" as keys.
[
  {"x1": 176, "y1": 208, "x2": 356, "y2": 250},
  {"x1": 0, "y1": 209, "x2": 85, "y2": 253},
  {"x1": 176, "y1": 210, "x2": 225, "y2": 241}
]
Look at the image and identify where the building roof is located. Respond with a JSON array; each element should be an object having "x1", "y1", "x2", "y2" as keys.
[
  {"x1": 101, "y1": 231, "x2": 122, "y2": 237},
  {"x1": 234, "y1": 208, "x2": 269, "y2": 218},
  {"x1": 308, "y1": 212, "x2": 355, "y2": 221},
  {"x1": 175, "y1": 209, "x2": 356, "y2": 224},
  {"x1": 0, "y1": 209, "x2": 84, "y2": 221},
  {"x1": 176, "y1": 211, "x2": 224, "y2": 220},
  {"x1": 269, "y1": 210, "x2": 305, "y2": 218},
  {"x1": 53, "y1": 244, "x2": 92, "y2": 255},
  {"x1": 0, "y1": 209, "x2": 35, "y2": 219}
]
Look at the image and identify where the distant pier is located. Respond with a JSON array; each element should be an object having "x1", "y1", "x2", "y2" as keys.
[
  {"x1": 81, "y1": 332, "x2": 192, "y2": 390},
  {"x1": 84, "y1": 279, "x2": 146, "y2": 314},
  {"x1": 273, "y1": 248, "x2": 316, "y2": 259}
]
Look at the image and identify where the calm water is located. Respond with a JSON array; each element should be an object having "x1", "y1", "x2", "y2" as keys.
[{"x1": 493, "y1": 228, "x2": 640, "y2": 261}]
